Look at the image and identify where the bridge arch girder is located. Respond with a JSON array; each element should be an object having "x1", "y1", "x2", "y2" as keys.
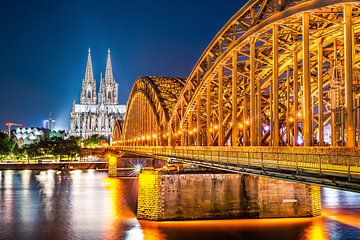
[
  {"x1": 116, "y1": 0, "x2": 360, "y2": 148},
  {"x1": 117, "y1": 76, "x2": 185, "y2": 145},
  {"x1": 168, "y1": 0, "x2": 360, "y2": 147}
]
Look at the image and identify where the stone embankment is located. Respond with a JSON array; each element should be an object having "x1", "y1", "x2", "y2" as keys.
[{"x1": 0, "y1": 162, "x2": 108, "y2": 170}]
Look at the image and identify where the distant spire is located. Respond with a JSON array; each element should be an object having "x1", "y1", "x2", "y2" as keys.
[
  {"x1": 104, "y1": 48, "x2": 114, "y2": 83},
  {"x1": 84, "y1": 48, "x2": 94, "y2": 83},
  {"x1": 99, "y1": 72, "x2": 103, "y2": 92}
]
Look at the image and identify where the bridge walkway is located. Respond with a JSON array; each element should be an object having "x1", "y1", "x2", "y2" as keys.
[{"x1": 113, "y1": 146, "x2": 360, "y2": 192}]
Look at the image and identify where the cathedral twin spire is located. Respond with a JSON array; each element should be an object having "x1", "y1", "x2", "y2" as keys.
[{"x1": 80, "y1": 48, "x2": 118, "y2": 105}]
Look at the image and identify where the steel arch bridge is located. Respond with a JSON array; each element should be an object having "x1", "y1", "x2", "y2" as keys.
[
  {"x1": 111, "y1": 0, "x2": 360, "y2": 191},
  {"x1": 115, "y1": 0, "x2": 360, "y2": 148}
]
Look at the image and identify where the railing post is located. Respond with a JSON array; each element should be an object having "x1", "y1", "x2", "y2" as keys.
[
  {"x1": 227, "y1": 150, "x2": 229, "y2": 166},
  {"x1": 295, "y1": 153, "x2": 299, "y2": 175},
  {"x1": 348, "y1": 156, "x2": 352, "y2": 182},
  {"x1": 237, "y1": 151, "x2": 240, "y2": 167},
  {"x1": 277, "y1": 153, "x2": 280, "y2": 170},
  {"x1": 319, "y1": 154, "x2": 322, "y2": 175},
  {"x1": 247, "y1": 151, "x2": 250, "y2": 167},
  {"x1": 261, "y1": 152, "x2": 264, "y2": 171}
]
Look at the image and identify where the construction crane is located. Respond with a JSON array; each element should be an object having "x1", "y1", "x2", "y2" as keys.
[{"x1": 5, "y1": 122, "x2": 23, "y2": 137}]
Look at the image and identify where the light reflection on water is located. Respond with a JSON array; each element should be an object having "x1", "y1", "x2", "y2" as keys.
[{"x1": 0, "y1": 170, "x2": 359, "y2": 240}]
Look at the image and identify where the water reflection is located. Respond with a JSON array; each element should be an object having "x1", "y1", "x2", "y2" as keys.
[{"x1": 0, "y1": 171, "x2": 359, "y2": 240}]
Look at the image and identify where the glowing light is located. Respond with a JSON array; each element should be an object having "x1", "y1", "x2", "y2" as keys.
[
  {"x1": 209, "y1": 128, "x2": 213, "y2": 132},
  {"x1": 245, "y1": 120, "x2": 250, "y2": 125},
  {"x1": 297, "y1": 112, "x2": 302, "y2": 118},
  {"x1": 131, "y1": 162, "x2": 145, "y2": 176},
  {"x1": 193, "y1": 128, "x2": 197, "y2": 133},
  {"x1": 288, "y1": 116, "x2": 294, "y2": 122},
  {"x1": 238, "y1": 123, "x2": 244, "y2": 129},
  {"x1": 152, "y1": 134, "x2": 157, "y2": 138},
  {"x1": 135, "y1": 164, "x2": 142, "y2": 173},
  {"x1": 189, "y1": 131, "x2": 193, "y2": 135},
  {"x1": 178, "y1": 130, "x2": 182, "y2": 134},
  {"x1": 147, "y1": 135, "x2": 151, "y2": 140},
  {"x1": 264, "y1": 125, "x2": 270, "y2": 131},
  {"x1": 141, "y1": 136, "x2": 145, "y2": 140},
  {"x1": 166, "y1": 132, "x2": 170, "y2": 136},
  {"x1": 214, "y1": 125, "x2": 218, "y2": 130}
]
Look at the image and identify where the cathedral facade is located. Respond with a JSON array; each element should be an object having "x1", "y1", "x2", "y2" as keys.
[{"x1": 69, "y1": 48, "x2": 126, "y2": 141}]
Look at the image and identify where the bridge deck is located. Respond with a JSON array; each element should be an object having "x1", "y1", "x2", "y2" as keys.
[{"x1": 113, "y1": 146, "x2": 360, "y2": 192}]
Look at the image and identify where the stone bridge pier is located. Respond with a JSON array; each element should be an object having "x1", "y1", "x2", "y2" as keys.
[{"x1": 137, "y1": 170, "x2": 321, "y2": 221}]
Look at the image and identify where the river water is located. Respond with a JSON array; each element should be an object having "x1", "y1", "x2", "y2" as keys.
[{"x1": 0, "y1": 170, "x2": 359, "y2": 240}]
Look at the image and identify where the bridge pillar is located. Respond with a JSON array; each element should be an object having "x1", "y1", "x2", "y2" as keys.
[
  {"x1": 250, "y1": 38, "x2": 256, "y2": 146},
  {"x1": 137, "y1": 171, "x2": 321, "y2": 221},
  {"x1": 196, "y1": 94, "x2": 201, "y2": 146},
  {"x1": 218, "y1": 65, "x2": 224, "y2": 146},
  {"x1": 302, "y1": 12, "x2": 313, "y2": 146},
  {"x1": 318, "y1": 39, "x2": 324, "y2": 146},
  {"x1": 272, "y1": 24, "x2": 279, "y2": 146},
  {"x1": 344, "y1": 4, "x2": 355, "y2": 147},
  {"x1": 107, "y1": 155, "x2": 117, "y2": 177},
  {"x1": 232, "y1": 50, "x2": 238, "y2": 146},
  {"x1": 293, "y1": 51, "x2": 299, "y2": 146}
]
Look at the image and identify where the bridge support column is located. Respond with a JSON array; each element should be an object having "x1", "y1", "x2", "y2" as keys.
[
  {"x1": 293, "y1": 51, "x2": 299, "y2": 146},
  {"x1": 232, "y1": 50, "x2": 238, "y2": 146},
  {"x1": 344, "y1": 4, "x2": 355, "y2": 147},
  {"x1": 302, "y1": 13, "x2": 313, "y2": 146},
  {"x1": 207, "y1": 78, "x2": 211, "y2": 146},
  {"x1": 188, "y1": 112, "x2": 193, "y2": 146},
  {"x1": 196, "y1": 94, "x2": 201, "y2": 146},
  {"x1": 218, "y1": 65, "x2": 224, "y2": 146},
  {"x1": 250, "y1": 38, "x2": 256, "y2": 146},
  {"x1": 137, "y1": 171, "x2": 321, "y2": 221},
  {"x1": 318, "y1": 39, "x2": 324, "y2": 146},
  {"x1": 107, "y1": 155, "x2": 117, "y2": 177},
  {"x1": 272, "y1": 25, "x2": 279, "y2": 146}
]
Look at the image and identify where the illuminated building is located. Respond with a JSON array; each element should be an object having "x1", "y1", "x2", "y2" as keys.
[
  {"x1": 43, "y1": 112, "x2": 56, "y2": 130},
  {"x1": 69, "y1": 48, "x2": 126, "y2": 142}
]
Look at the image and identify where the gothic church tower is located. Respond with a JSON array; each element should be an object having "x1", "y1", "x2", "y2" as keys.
[
  {"x1": 70, "y1": 48, "x2": 126, "y2": 141},
  {"x1": 98, "y1": 48, "x2": 119, "y2": 105},
  {"x1": 80, "y1": 48, "x2": 97, "y2": 105}
]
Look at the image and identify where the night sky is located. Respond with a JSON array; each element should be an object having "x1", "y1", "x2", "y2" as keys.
[{"x1": 0, "y1": 0, "x2": 246, "y2": 130}]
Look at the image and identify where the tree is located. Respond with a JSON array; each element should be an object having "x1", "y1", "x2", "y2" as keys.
[
  {"x1": 83, "y1": 134, "x2": 104, "y2": 147},
  {"x1": 0, "y1": 132, "x2": 12, "y2": 159},
  {"x1": 25, "y1": 143, "x2": 40, "y2": 159}
]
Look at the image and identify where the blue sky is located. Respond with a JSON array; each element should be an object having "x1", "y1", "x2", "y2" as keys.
[{"x1": 0, "y1": 0, "x2": 246, "y2": 129}]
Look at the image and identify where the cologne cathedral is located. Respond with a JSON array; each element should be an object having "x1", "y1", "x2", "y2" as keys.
[{"x1": 69, "y1": 48, "x2": 126, "y2": 141}]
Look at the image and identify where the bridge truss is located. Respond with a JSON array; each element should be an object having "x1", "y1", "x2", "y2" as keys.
[{"x1": 114, "y1": 0, "x2": 360, "y2": 148}]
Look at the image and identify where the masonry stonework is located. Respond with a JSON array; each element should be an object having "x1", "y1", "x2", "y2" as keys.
[{"x1": 137, "y1": 170, "x2": 321, "y2": 221}]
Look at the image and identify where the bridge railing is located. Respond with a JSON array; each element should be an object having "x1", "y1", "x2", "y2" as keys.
[{"x1": 115, "y1": 146, "x2": 360, "y2": 180}]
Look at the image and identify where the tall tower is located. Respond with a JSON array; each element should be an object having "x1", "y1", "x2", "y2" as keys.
[
  {"x1": 98, "y1": 48, "x2": 118, "y2": 105},
  {"x1": 80, "y1": 48, "x2": 97, "y2": 105}
]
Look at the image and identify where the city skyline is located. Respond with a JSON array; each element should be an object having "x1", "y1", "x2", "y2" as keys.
[{"x1": 0, "y1": 0, "x2": 245, "y2": 129}]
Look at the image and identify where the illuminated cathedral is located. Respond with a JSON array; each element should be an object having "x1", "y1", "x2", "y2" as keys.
[{"x1": 69, "y1": 48, "x2": 126, "y2": 141}]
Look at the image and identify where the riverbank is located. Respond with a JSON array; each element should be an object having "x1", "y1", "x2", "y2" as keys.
[{"x1": 0, "y1": 162, "x2": 108, "y2": 170}]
